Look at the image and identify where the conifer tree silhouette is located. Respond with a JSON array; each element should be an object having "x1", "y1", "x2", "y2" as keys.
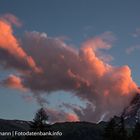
[
  {"x1": 132, "y1": 122, "x2": 140, "y2": 140},
  {"x1": 104, "y1": 118, "x2": 117, "y2": 140},
  {"x1": 25, "y1": 107, "x2": 52, "y2": 140}
]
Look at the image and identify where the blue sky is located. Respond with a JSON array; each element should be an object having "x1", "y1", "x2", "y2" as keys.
[{"x1": 0, "y1": 0, "x2": 140, "y2": 121}]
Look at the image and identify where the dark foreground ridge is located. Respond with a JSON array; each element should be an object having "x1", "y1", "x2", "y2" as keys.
[{"x1": 0, "y1": 119, "x2": 106, "y2": 140}]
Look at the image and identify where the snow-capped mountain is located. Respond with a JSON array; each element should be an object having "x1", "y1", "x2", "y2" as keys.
[{"x1": 122, "y1": 93, "x2": 140, "y2": 127}]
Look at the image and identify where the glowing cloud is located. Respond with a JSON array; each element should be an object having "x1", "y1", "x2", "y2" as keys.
[
  {"x1": 66, "y1": 113, "x2": 79, "y2": 122},
  {"x1": 0, "y1": 15, "x2": 40, "y2": 72},
  {"x1": 0, "y1": 14, "x2": 139, "y2": 123},
  {"x1": 44, "y1": 107, "x2": 79, "y2": 123},
  {"x1": 20, "y1": 31, "x2": 139, "y2": 122},
  {"x1": 1, "y1": 74, "x2": 26, "y2": 91}
]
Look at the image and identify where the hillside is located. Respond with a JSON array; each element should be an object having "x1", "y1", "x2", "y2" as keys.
[{"x1": 0, "y1": 119, "x2": 106, "y2": 140}]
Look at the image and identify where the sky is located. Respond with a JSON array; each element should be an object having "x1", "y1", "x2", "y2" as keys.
[{"x1": 0, "y1": 0, "x2": 140, "y2": 122}]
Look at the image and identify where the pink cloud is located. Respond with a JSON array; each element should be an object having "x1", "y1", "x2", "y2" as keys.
[
  {"x1": 66, "y1": 113, "x2": 79, "y2": 122},
  {"x1": 20, "y1": 31, "x2": 139, "y2": 122},
  {"x1": 0, "y1": 13, "x2": 22, "y2": 27},
  {"x1": 1, "y1": 74, "x2": 26, "y2": 91},
  {"x1": 0, "y1": 16, "x2": 41, "y2": 73},
  {"x1": 44, "y1": 107, "x2": 79, "y2": 123},
  {"x1": 126, "y1": 45, "x2": 140, "y2": 54},
  {"x1": 0, "y1": 14, "x2": 139, "y2": 123}
]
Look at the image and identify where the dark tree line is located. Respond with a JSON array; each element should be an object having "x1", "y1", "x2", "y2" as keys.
[{"x1": 104, "y1": 117, "x2": 140, "y2": 140}]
